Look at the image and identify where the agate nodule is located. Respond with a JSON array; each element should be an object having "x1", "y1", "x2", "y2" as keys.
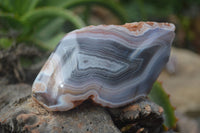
[{"x1": 32, "y1": 22, "x2": 175, "y2": 111}]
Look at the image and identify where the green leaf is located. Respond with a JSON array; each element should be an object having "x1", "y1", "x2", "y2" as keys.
[
  {"x1": 38, "y1": 0, "x2": 127, "y2": 23},
  {"x1": 148, "y1": 81, "x2": 177, "y2": 129},
  {"x1": 0, "y1": 0, "x2": 12, "y2": 12},
  {"x1": 37, "y1": 0, "x2": 68, "y2": 7},
  {"x1": 45, "y1": 32, "x2": 66, "y2": 50},
  {"x1": 33, "y1": 18, "x2": 66, "y2": 41},
  {"x1": 28, "y1": 32, "x2": 65, "y2": 51},
  {"x1": 11, "y1": 0, "x2": 39, "y2": 16},
  {"x1": 30, "y1": 32, "x2": 65, "y2": 51},
  {"x1": 21, "y1": 7, "x2": 85, "y2": 29},
  {"x1": 19, "y1": 7, "x2": 85, "y2": 49},
  {"x1": 62, "y1": 0, "x2": 127, "y2": 23},
  {"x1": 28, "y1": 37, "x2": 50, "y2": 51},
  {"x1": 0, "y1": 38, "x2": 12, "y2": 49},
  {"x1": 0, "y1": 13, "x2": 24, "y2": 30}
]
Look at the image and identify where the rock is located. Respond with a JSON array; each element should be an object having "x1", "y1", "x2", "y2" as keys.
[
  {"x1": 108, "y1": 98, "x2": 164, "y2": 133},
  {"x1": 32, "y1": 22, "x2": 175, "y2": 112},
  {"x1": 176, "y1": 112, "x2": 199, "y2": 133},
  {"x1": 0, "y1": 84, "x2": 167, "y2": 133},
  {"x1": 0, "y1": 84, "x2": 31, "y2": 110},
  {"x1": 0, "y1": 84, "x2": 120, "y2": 133},
  {"x1": 159, "y1": 47, "x2": 200, "y2": 113}
]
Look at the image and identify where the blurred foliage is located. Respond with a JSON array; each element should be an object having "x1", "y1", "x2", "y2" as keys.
[
  {"x1": 120, "y1": 0, "x2": 200, "y2": 21},
  {"x1": 149, "y1": 81, "x2": 177, "y2": 129},
  {"x1": 1, "y1": 0, "x2": 200, "y2": 52},
  {"x1": 120, "y1": 0, "x2": 200, "y2": 53},
  {"x1": 0, "y1": 0, "x2": 126, "y2": 50}
]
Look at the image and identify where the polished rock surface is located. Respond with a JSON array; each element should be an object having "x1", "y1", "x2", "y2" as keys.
[{"x1": 32, "y1": 22, "x2": 175, "y2": 111}]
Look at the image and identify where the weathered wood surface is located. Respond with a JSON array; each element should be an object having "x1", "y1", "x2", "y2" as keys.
[{"x1": 0, "y1": 84, "x2": 165, "y2": 133}]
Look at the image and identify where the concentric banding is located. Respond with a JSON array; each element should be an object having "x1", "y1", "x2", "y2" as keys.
[{"x1": 32, "y1": 22, "x2": 175, "y2": 111}]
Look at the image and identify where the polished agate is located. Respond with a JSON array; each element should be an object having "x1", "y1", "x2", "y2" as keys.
[{"x1": 32, "y1": 22, "x2": 175, "y2": 111}]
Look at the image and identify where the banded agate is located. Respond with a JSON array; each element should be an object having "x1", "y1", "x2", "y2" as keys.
[{"x1": 32, "y1": 22, "x2": 175, "y2": 111}]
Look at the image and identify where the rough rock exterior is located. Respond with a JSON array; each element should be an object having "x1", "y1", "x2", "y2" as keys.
[
  {"x1": 0, "y1": 84, "x2": 120, "y2": 133},
  {"x1": 0, "y1": 84, "x2": 167, "y2": 133}
]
